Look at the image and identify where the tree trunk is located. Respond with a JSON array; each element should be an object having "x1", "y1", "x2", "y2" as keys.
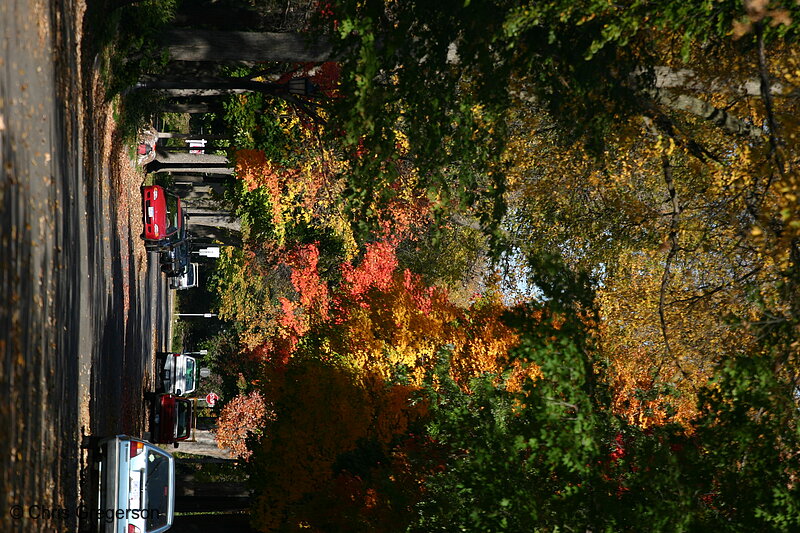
[
  {"x1": 175, "y1": 495, "x2": 252, "y2": 513},
  {"x1": 652, "y1": 89, "x2": 763, "y2": 138},
  {"x1": 170, "y1": 174, "x2": 234, "y2": 185},
  {"x1": 147, "y1": 152, "x2": 234, "y2": 174},
  {"x1": 150, "y1": 165, "x2": 235, "y2": 174},
  {"x1": 140, "y1": 77, "x2": 277, "y2": 91},
  {"x1": 190, "y1": 224, "x2": 242, "y2": 246},
  {"x1": 182, "y1": 196, "x2": 228, "y2": 210},
  {"x1": 150, "y1": 165, "x2": 236, "y2": 175},
  {"x1": 157, "y1": 132, "x2": 230, "y2": 140},
  {"x1": 175, "y1": 481, "x2": 251, "y2": 512},
  {"x1": 176, "y1": 456, "x2": 238, "y2": 465},
  {"x1": 154, "y1": 153, "x2": 229, "y2": 165},
  {"x1": 652, "y1": 66, "x2": 786, "y2": 97},
  {"x1": 163, "y1": 29, "x2": 335, "y2": 62},
  {"x1": 157, "y1": 88, "x2": 252, "y2": 98},
  {"x1": 163, "y1": 145, "x2": 230, "y2": 152},
  {"x1": 171, "y1": 513, "x2": 258, "y2": 533},
  {"x1": 175, "y1": 183, "x2": 228, "y2": 199},
  {"x1": 177, "y1": 480, "x2": 250, "y2": 497},
  {"x1": 161, "y1": 101, "x2": 220, "y2": 114},
  {"x1": 172, "y1": 5, "x2": 273, "y2": 31},
  {"x1": 188, "y1": 214, "x2": 241, "y2": 232}
]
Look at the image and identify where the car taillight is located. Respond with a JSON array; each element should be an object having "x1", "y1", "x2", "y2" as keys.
[
  {"x1": 128, "y1": 525, "x2": 141, "y2": 533},
  {"x1": 153, "y1": 224, "x2": 159, "y2": 237},
  {"x1": 153, "y1": 188, "x2": 158, "y2": 200},
  {"x1": 130, "y1": 441, "x2": 144, "y2": 458}
]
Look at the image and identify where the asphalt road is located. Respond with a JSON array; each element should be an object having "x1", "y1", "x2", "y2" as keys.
[{"x1": 0, "y1": 1, "x2": 170, "y2": 532}]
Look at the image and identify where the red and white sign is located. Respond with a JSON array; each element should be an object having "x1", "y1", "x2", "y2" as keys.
[
  {"x1": 186, "y1": 139, "x2": 207, "y2": 154},
  {"x1": 205, "y1": 392, "x2": 219, "y2": 407}
]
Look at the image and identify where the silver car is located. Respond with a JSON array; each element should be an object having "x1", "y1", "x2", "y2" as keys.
[
  {"x1": 95, "y1": 435, "x2": 175, "y2": 533},
  {"x1": 160, "y1": 353, "x2": 198, "y2": 396}
]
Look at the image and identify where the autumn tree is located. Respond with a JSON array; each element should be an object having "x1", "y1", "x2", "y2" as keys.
[
  {"x1": 215, "y1": 391, "x2": 273, "y2": 460},
  {"x1": 217, "y1": 235, "x2": 532, "y2": 531},
  {"x1": 197, "y1": 1, "x2": 800, "y2": 530}
]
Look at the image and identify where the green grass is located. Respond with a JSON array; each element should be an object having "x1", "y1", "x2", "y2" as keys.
[
  {"x1": 171, "y1": 300, "x2": 185, "y2": 353},
  {"x1": 161, "y1": 112, "x2": 191, "y2": 134},
  {"x1": 84, "y1": 0, "x2": 180, "y2": 142}
]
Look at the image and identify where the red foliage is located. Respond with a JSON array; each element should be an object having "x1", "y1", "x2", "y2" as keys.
[
  {"x1": 609, "y1": 433, "x2": 626, "y2": 462},
  {"x1": 340, "y1": 240, "x2": 399, "y2": 301},
  {"x1": 286, "y1": 243, "x2": 330, "y2": 321},
  {"x1": 403, "y1": 268, "x2": 435, "y2": 315}
]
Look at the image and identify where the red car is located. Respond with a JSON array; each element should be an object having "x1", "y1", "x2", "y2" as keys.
[
  {"x1": 141, "y1": 185, "x2": 185, "y2": 251},
  {"x1": 150, "y1": 393, "x2": 194, "y2": 447}
]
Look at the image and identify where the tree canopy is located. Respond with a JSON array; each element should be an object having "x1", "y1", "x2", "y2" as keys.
[{"x1": 131, "y1": 0, "x2": 800, "y2": 530}]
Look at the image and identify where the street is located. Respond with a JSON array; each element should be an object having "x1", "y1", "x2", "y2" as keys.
[{"x1": 0, "y1": 1, "x2": 169, "y2": 531}]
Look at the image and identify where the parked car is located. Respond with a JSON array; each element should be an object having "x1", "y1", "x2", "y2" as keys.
[
  {"x1": 159, "y1": 239, "x2": 191, "y2": 277},
  {"x1": 150, "y1": 393, "x2": 194, "y2": 447},
  {"x1": 158, "y1": 352, "x2": 198, "y2": 396},
  {"x1": 169, "y1": 262, "x2": 199, "y2": 290},
  {"x1": 141, "y1": 185, "x2": 185, "y2": 251},
  {"x1": 94, "y1": 435, "x2": 175, "y2": 533}
]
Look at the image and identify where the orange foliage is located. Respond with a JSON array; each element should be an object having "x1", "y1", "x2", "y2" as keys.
[
  {"x1": 215, "y1": 391, "x2": 273, "y2": 460},
  {"x1": 286, "y1": 243, "x2": 330, "y2": 321},
  {"x1": 340, "y1": 240, "x2": 399, "y2": 300},
  {"x1": 246, "y1": 239, "x2": 537, "y2": 531},
  {"x1": 257, "y1": 239, "x2": 532, "y2": 387}
]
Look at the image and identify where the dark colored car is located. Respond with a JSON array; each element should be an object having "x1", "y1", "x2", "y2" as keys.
[
  {"x1": 141, "y1": 185, "x2": 184, "y2": 251},
  {"x1": 159, "y1": 239, "x2": 191, "y2": 276},
  {"x1": 150, "y1": 393, "x2": 194, "y2": 447}
]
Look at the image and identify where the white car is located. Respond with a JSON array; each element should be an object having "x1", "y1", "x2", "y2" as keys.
[
  {"x1": 160, "y1": 353, "x2": 198, "y2": 396},
  {"x1": 95, "y1": 435, "x2": 175, "y2": 533},
  {"x1": 168, "y1": 262, "x2": 198, "y2": 290}
]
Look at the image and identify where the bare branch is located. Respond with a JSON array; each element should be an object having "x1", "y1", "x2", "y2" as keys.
[
  {"x1": 657, "y1": 152, "x2": 691, "y2": 379},
  {"x1": 651, "y1": 89, "x2": 763, "y2": 139},
  {"x1": 756, "y1": 23, "x2": 786, "y2": 178},
  {"x1": 668, "y1": 267, "x2": 762, "y2": 306}
]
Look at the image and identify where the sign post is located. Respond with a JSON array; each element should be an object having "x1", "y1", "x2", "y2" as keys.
[{"x1": 194, "y1": 247, "x2": 221, "y2": 258}]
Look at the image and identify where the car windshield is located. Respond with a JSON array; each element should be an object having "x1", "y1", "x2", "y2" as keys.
[
  {"x1": 186, "y1": 265, "x2": 196, "y2": 285},
  {"x1": 177, "y1": 243, "x2": 190, "y2": 267},
  {"x1": 185, "y1": 360, "x2": 195, "y2": 391},
  {"x1": 176, "y1": 400, "x2": 191, "y2": 439},
  {"x1": 165, "y1": 194, "x2": 181, "y2": 236},
  {"x1": 144, "y1": 449, "x2": 170, "y2": 530}
]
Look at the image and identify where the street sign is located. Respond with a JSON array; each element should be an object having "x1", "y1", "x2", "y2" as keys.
[
  {"x1": 205, "y1": 392, "x2": 219, "y2": 407},
  {"x1": 197, "y1": 247, "x2": 221, "y2": 258},
  {"x1": 186, "y1": 139, "x2": 207, "y2": 154}
]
